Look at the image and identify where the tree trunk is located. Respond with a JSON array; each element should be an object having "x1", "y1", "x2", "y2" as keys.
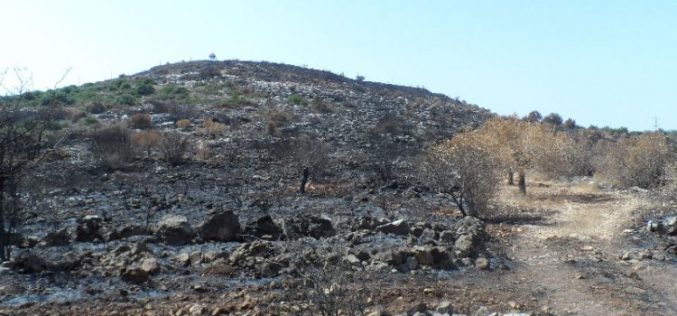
[
  {"x1": 0, "y1": 179, "x2": 6, "y2": 262},
  {"x1": 449, "y1": 192, "x2": 468, "y2": 217},
  {"x1": 299, "y1": 167, "x2": 309, "y2": 194},
  {"x1": 518, "y1": 170, "x2": 526, "y2": 195},
  {"x1": 508, "y1": 169, "x2": 514, "y2": 185}
]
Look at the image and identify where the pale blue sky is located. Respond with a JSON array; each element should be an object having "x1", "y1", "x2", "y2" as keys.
[{"x1": 1, "y1": 1, "x2": 676, "y2": 130}]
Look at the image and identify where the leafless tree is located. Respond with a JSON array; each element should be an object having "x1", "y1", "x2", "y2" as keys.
[
  {"x1": 0, "y1": 69, "x2": 56, "y2": 261},
  {"x1": 274, "y1": 133, "x2": 328, "y2": 195}
]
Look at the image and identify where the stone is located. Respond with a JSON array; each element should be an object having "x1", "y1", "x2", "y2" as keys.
[
  {"x1": 407, "y1": 302, "x2": 427, "y2": 315},
  {"x1": 108, "y1": 224, "x2": 148, "y2": 241},
  {"x1": 43, "y1": 228, "x2": 70, "y2": 246},
  {"x1": 455, "y1": 234, "x2": 481, "y2": 258},
  {"x1": 140, "y1": 257, "x2": 160, "y2": 274},
  {"x1": 155, "y1": 215, "x2": 195, "y2": 245},
  {"x1": 343, "y1": 254, "x2": 362, "y2": 267},
  {"x1": 405, "y1": 256, "x2": 419, "y2": 270},
  {"x1": 75, "y1": 215, "x2": 104, "y2": 242},
  {"x1": 229, "y1": 241, "x2": 275, "y2": 263},
  {"x1": 413, "y1": 246, "x2": 434, "y2": 266},
  {"x1": 439, "y1": 230, "x2": 455, "y2": 243},
  {"x1": 374, "y1": 249, "x2": 406, "y2": 266},
  {"x1": 189, "y1": 251, "x2": 203, "y2": 266},
  {"x1": 375, "y1": 219, "x2": 410, "y2": 236},
  {"x1": 475, "y1": 257, "x2": 490, "y2": 270},
  {"x1": 664, "y1": 216, "x2": 677, "y2": 235},
  {"x1": 121, "y1": 266, "x2": 150, "y2": 284},
  {"x1": 418, "y1": 228, "x2": 437, "y2": 244},
  {"x1": 284, "y1": 215, "x2": 335, "y2": 239},
  {"x1": 436, "y1": 300, "x2": 453, "y2": 314},
  {"x1": 10, "y1": 252, "x2": 47, "y2": 273},
  {"x1": 243, "y1": 215, "x2": 283, "y2": 240},
  {"x1": 199, "y1": 210, "x2": 241, "y2": 242},
  {"x1": 176, "y1": 252, "x2": 190, "y2": 266}
]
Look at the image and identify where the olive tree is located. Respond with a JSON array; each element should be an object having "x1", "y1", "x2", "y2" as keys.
[{"x1": 420, "y1": 134, "x2": 499, "y2": 217}]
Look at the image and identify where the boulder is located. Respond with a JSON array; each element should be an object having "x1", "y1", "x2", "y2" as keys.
[
  {"x1": 436, "y1": 300, "x2": 454, "y2": 314},
  {"x1": 140, "y1": 257, "x2": 160, "y2": 274},
  {"x1": 75, "y1": 215, "x2": 104, "y2": 242},
  {"x1": 121, "y1": 257, "x2": 159, "y2": 284},
  {"x1": 452, "y1": 216, "x2": 486, "y2": 238},
  {"x1": 374, "y1": 249, "x2": 406, "y2": 266},
  {"x1": 10, "y1": 251, "x2": 80, "y2": 273},
  {"x1": 108, "y1": 224, "x2": 148, "y2": 241},
  {"x1": 199, "y1": 210, "x2": 240, "y2": 242},
  {"x1": 284, "y1": 215, "x2": 335, "y2": 239},
  {"x1": 156, "y1": 215, "x2": 195, "y2": 245},
  {"x1": 439, "y1": 230, "x2": 455, "y2": 243},
  {"x1": 455, "y1": 234, "x2": 481, "y2": 258},
  {"x1": 121, "y1": 266, "x2": 150, "y2": 284},
  {"x1": 244, "y1": 215, "x2": 283, "y2": 240},
  {"x1": 375, "y1": 219, "x2": 410, "y2": 236},
  {"x1": 650, "y1": 216, "x2": 677, "y2": 235},
  {"x1": 43, "y1": 228, "x2": 70, "y2": 246},
  {"x1": 475, "y1": 257, "x2": 490, "y2": 270},
  {"x1": 10, "y1": 252, "x2": 47, "y2": 273},
  {"x1": 353, "y1": 216, "x2": 389, "y2": 231},
  {"x1": 230, "y1": 240, "x2": 276, "y2": 263}
]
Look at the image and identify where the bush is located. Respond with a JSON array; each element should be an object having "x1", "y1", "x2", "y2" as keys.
[
  {"x1": 86, "y1": 102, "x2": 106, "y2": 114},
  {"x1": 159, "y1": 131, "x2": 190, "y2": 165},
  {"x1": 131, "y1": 130, "x2": 162, "y2": 158},
  {"x1": 543, "y1": 113, "x2": 563, "y2": 126},
  {"x1": 564, "y1": 118, "x2": 577, "y2": 129},
  {"x1": 288, "y1": 94, "x2": 306, "y2": 106},
  {"x1": 264, "y1": 106, "x2": 293, "y2": 136},
  {"x1": 200, "y1": 118, "x2": 226, "y2": 136},
  {"x1": 91, "y1": 125, "x2": 133, "y2": 170},
  {"x1": 135, "y1": 81, "x2": 155, "y2": 96},
  {"x1": 421, "y1": 134, "x2": 499, "y2": 217},
  {"x1": 177, "y1": 119, "x2": 191, "y2": 129},
  {"x1": 128, "y1": 113, "x2": 152, "y2": 129},
  {"x1": 525, "y1": 110, "x2": 542, "y2": 122},
  {"x1": 115, "y1": 94, "x2": 137, "y2": 106},
  {"x1": 594, "y1": 133, "x2": 673, "y2": 188}
]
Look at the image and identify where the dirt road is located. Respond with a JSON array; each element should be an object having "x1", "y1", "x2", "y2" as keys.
[{"x1": 492, "y1": 180, "x2": 677, "y2": 315}]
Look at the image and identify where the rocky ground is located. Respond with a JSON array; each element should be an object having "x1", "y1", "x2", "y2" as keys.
[{"x1": 0, "y1": 61, "x2": 675, "y2": 315}]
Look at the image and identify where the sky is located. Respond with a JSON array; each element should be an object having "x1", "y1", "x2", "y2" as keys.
[{"x1": 1, "y1": 1, "x2": 676, "y2": 131}]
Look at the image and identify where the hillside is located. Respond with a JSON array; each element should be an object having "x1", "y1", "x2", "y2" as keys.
[{"x1": 1, "y1": 61, "x2": 676, "y2": 315}]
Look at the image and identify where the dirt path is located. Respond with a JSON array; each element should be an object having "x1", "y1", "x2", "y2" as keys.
[{"x1": 494, "y1": 180, "x2": 677, "y2": 315}]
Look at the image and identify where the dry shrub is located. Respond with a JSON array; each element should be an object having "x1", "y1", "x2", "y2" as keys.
[
  {"x1": 131, "y1": 130, "x2": 162, "y2": 158},
  {"x1": 199, "y1": 118, "x2": 226, "y2": 136},
  {"x1": 128, "y1": 113, "x2": 152, "y2": 129},
  {"x1": 159, "y1": 131, "x2": 190, "y2": 165},
  {"x1": 472, "y1": 117, "x2": 592, "y2": 182},
  {"x1": 263, "y1": 106, "x2": 293, "y2": 136},
  {"x1": 421, "y1": 133, "x2": 500, "y2": 217},
  {"x1": 595, "y1": 133, "x2": 673, "y2": 188},
  {"x1": 177, "y1": 118, "x2": 191, "y2": 129},
  {"x1": 65, "y1": 108, "x2": 86, "y2": 122},
  {"x1": 661, "y1": 162, "x2": 677, "y2": 204},
  {"x1": 195, "y1": 141, "x2": 212, "y2": 162},
  {"x1": 91, "y1": 124, "x2": 133, "y2": 170},
  {"x1": 86, "y1": 102, "x2": 106, "y2": 114}
]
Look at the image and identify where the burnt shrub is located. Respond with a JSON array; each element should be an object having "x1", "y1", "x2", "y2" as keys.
[
  {"x1": 159, "y1": 131, "x2": 190, "y2": 165},
  {"x1": 91, "y1": 125, "x2": 133, "y2": 170}
]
